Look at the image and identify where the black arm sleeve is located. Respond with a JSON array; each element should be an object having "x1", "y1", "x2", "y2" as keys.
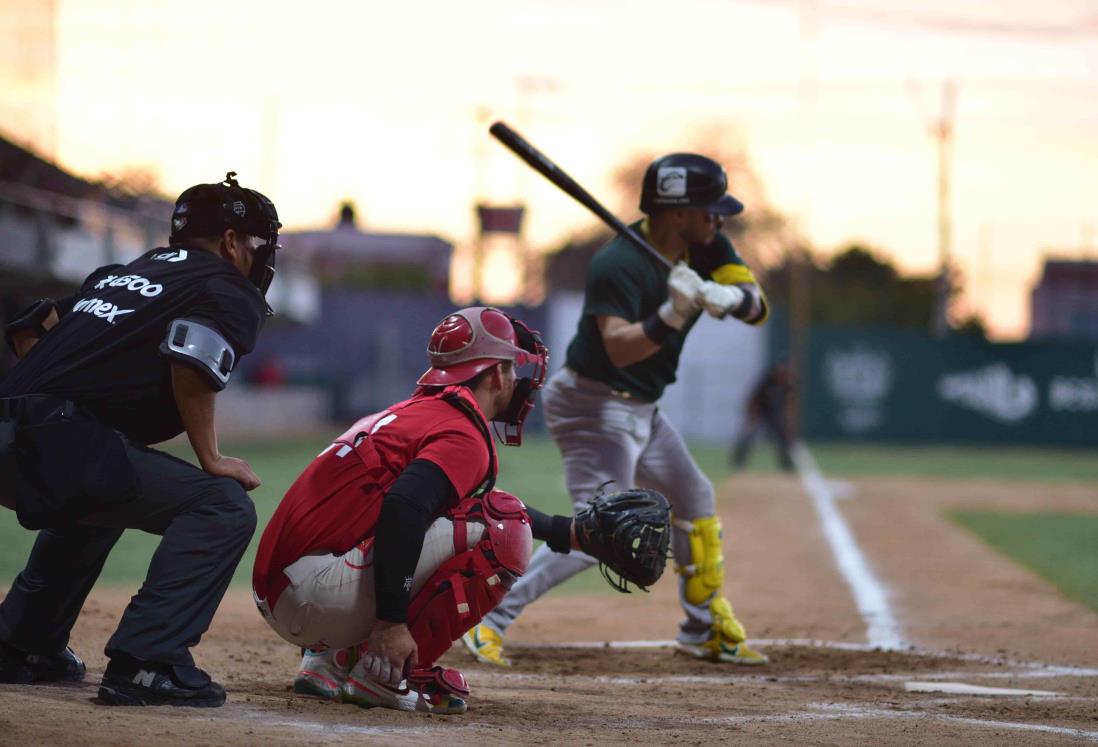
[
  {"x1": 526, "y1": 506, "x2": 573, "y2": 554},
  {"x1": 373, "y1": 459, "x2": 457, "y2": 623}
]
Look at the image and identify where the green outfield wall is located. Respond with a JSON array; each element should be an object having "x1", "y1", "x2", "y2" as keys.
[{"x1": 804, "y1": 327, "x2": 1098, "y2": 445}]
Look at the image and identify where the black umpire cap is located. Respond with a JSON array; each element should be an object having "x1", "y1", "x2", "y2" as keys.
[{"x1": 170, "y1": 172, "x2": 281, "y2": 245}]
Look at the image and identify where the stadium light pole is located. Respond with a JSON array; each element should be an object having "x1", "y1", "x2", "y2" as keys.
[{"x1": 933, "y1": 81, "x2": 957, "y2": 338}]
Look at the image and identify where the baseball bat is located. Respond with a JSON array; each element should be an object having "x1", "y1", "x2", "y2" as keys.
[{"x1": 489, "y1": 121, "x2": 673, "y2": 270}]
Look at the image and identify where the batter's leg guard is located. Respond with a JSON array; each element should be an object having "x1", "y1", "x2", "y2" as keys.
[
  {"x1": 674, "y1": 516, "x2": 767, "y2": 664},
  {"x1": 461, "y1": 623, "x2": 509, "y2": 667}
]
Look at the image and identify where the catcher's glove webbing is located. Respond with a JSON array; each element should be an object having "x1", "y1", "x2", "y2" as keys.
[{"x1": 573, "y1": 488, "x2": 671, "y2": 593}]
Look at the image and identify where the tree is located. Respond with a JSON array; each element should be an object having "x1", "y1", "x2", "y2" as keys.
[{"x1": 765, "y1": 243, "x2": 937, "y2": 331}]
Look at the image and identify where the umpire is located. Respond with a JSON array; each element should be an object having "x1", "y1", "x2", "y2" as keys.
[{"x1": 0, "y1": 172, "x2": 280, "y2": 707}]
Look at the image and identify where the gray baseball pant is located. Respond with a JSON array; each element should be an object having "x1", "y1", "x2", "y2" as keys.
[{"x1": 485, "y1": 368, "x2": 722, "y2": 645}]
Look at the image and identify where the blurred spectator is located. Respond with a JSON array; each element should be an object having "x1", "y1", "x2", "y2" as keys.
[
  {"x1": 731, "y1": 362, "x2": 794, "y2": 472},
  {"x1": 252, "y1": 355, "x2": 287, "y2": 388}
]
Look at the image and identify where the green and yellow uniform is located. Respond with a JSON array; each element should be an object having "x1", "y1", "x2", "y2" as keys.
[{"x1": 566, "y1": 219, "x2": 767, "y2": 401}]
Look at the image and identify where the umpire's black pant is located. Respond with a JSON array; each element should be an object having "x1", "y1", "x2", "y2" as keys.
[{"x1": 0, "y1": 439, "x2": 256, "y2": 668}]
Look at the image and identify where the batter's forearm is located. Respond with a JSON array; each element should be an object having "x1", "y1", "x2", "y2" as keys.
[
  {"x1": 598, "y1": 316, "x2": 662, "y2": 368},
  {"x1": 171, "y1": 361, "x2": 221, "y2": 469}
]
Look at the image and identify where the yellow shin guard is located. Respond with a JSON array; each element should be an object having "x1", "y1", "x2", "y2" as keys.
[
  {"x1": 676, "y1": 515, "x2": 725, "y2": 606},
  {"x1": 675, "y1": 516, "x2": 747, "y2": 643}
]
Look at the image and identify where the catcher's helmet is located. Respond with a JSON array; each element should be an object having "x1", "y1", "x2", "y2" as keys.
[
  {"x1": 639, "y1": 153, "x2": 744, "y2": 216},
  {"x1": 418, "y1": 307, "x2": 548, "y2": 446},
  {"x1": 170, "y1": 172, "x2": 282, "y2": 305}
]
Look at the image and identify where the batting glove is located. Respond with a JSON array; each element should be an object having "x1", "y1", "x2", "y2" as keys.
[
  {"x1": 658, "y1": 263, "x2": 704, "y2": 330},
  {"x1": 699, "y1": 281, "x2": 746, "y2": 318}
]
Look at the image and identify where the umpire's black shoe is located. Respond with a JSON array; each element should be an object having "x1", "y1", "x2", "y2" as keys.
[
  {"x1": 0, "y1": 641, "x2": 86, "y2": 684},
  {"x1": 97, "y1": 655, "x2": 226, "y2": 707}
]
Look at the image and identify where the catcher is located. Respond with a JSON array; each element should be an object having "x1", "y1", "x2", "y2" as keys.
[{"x1": 252, "y1": 307, "x2": 669, "y2": 715}]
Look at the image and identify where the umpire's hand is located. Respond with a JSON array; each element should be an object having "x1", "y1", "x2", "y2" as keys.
[{"x1": 205, "y1": 455, "x2": 261, "y2": 491}]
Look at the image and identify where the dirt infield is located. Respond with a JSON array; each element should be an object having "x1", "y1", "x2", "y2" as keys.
[{"x1": 2, "y1": 474, "x2": 1097, "y2": 745}]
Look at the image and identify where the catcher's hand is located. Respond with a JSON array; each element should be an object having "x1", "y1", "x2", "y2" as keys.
[{"x1": 573, "y1": 488, "x2": 671, "y2": 593}]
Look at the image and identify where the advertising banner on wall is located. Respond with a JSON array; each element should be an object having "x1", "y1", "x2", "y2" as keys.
[{"x1": 805, "y1": 327, "x2": 1098, "y2": 445}]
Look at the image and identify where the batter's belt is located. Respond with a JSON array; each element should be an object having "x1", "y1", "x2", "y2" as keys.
[{"x1": 564, "y1": 367, "x2": 656, "y2": 404}]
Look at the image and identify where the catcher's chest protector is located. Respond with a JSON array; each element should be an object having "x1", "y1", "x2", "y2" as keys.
[{"x1": 407, "y1": 490, "x2": 532, "y2": 668}]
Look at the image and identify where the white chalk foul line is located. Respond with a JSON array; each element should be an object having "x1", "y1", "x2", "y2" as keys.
[
  {"x1": 515, "y1": 638, "x2": 1098, "y2": 677},
  {"x1": 792, "y1": 441, "x2": 904, "y2": 649}
]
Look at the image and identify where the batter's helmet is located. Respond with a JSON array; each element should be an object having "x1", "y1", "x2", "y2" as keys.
[{"x1": 639, "y1": 153, "x2": 744, "y2": 216}]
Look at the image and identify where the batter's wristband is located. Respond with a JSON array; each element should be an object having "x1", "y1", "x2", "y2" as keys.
[
  {"x1": 642, "y1": 313, "x2": 674, "y2": 344},
  {"x1": 730, "y1": 289, "x2": 755, "y2": 320}
]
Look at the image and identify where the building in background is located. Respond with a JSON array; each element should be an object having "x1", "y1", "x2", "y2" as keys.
[
  {"x1": 285, "y1": 203, "x2": 451, "y2": 295},
  {"x1": 1030, "y1": 258, "x2": 1098, "y2": 341}
]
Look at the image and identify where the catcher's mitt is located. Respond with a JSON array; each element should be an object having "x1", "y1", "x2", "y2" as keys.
[{"x1": 574, "y1": 488, "x2": 671, "y2": 593}]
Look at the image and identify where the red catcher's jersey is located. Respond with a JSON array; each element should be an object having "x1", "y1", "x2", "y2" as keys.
[{"x1": 252, "y1": 386, "x2": 497, "y2": 606}]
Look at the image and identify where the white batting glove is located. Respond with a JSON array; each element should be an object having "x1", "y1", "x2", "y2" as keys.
[
  {"x1": 658, "y1": 262, "x2": 704, "y2": 330},
  {"x1": 699, "y1": 281, "x2": 746, "y2": 318}
]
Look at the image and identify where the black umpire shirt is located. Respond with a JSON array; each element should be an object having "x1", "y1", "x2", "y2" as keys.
[{"x1": 0, "y1": 247, "x2": 265, "y2": 445}]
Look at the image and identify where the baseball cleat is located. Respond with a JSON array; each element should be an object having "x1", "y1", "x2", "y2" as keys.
[
  {"x1": 461, "y1": 624, "x2": 510, "y2": 667},
  {"x1": 340, "y1": 673, "x2": 467, "y2": 715},
  {"x1": 0, "y1": 641, "x2": 86, "y2": 684},
  {"x1": 293, "y1": 647, "x2": 354, "y2": 700},
  {"x1": 676, "y1": 637, "x2": 770, "y2": 665},
  {"x1": 97, "y1": 656, "x2": 226, "y2": 707}
]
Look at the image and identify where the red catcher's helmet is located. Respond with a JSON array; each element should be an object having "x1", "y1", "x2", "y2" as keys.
[
  {"x1": 418, "y1": 307, "x2": 548, "y2": 446},
  {"x1": 418, "y1": 307, "x2": 540, "y2": 386}
]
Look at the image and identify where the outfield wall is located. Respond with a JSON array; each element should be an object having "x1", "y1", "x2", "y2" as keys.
[{"x1": 805, "y1": 327, "x2": 1098, "y2": 445}]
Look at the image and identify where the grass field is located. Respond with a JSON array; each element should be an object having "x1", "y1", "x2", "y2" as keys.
[
  {"x1": 947, "y1": 509, "x2": 1098, "y2": 612},
  {"x1": 1, "y1": 435, "x2": 1096, "y2": 592}
]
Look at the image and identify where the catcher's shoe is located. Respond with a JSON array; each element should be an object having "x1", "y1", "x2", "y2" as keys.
[
  {"x1": 341, "y1": 666, "x2": 468, "y2": 715},
  {"x1": 461, "y1": 624, "x2": 510, "y2": 666},
  {"x1": 0, "y1": 641, "x2": 86, "y2": 684},
  {"x1": 676, "y1": 637, "x2": 770, "y2": 665},
  {"x1": 97, "y1": 655, "x2": 226, "y2": 707},
  {"x1": 293, "y1": 647, "x2": 354, "y2": 700}
]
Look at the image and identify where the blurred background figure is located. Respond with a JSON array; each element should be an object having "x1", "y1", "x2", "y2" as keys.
[
  {"x1": 251, "y1": 355, "x2": 287, "y2": 388},
  {"x1": 731, "y1": 361, "x2": 794, "y2": 473}
]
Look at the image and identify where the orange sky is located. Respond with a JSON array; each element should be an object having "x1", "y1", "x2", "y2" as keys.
[{"x1": 2, "y1": 0, "x2": 1097, "y2": 339}]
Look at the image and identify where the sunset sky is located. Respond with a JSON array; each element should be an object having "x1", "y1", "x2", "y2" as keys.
[{"x1": 2, "y1": 0, "x2": 1096, "y2": 338}]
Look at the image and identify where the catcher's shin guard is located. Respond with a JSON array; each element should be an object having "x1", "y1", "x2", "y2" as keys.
[{"x1": 407, "y1": 490, "x2": 532, "y2": 669}]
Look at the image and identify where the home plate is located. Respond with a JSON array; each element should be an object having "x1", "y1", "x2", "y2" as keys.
[{"x1": 905, "y1": 681, "x2": 1062, "y2": 697}]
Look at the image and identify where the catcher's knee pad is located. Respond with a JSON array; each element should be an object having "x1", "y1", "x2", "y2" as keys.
[
  {"x1": 675, "y1": 515, "x2": 725, "y2": 606},
  {"x1": 407, "y1": 490, "x2": 532, "y2": 668}
]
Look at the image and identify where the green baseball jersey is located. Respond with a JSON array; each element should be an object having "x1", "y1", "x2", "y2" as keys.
[{"x1": 564, "y1": 219, "x2": 765, "y2": 402}]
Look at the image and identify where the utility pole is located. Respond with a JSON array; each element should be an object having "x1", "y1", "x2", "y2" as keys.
[
  {"x1": 788, "y1": 0, "x2": 820, "y2": 439},
  {"x1": 931, "y1": 81, "x2": 957, "y2": 338}
]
